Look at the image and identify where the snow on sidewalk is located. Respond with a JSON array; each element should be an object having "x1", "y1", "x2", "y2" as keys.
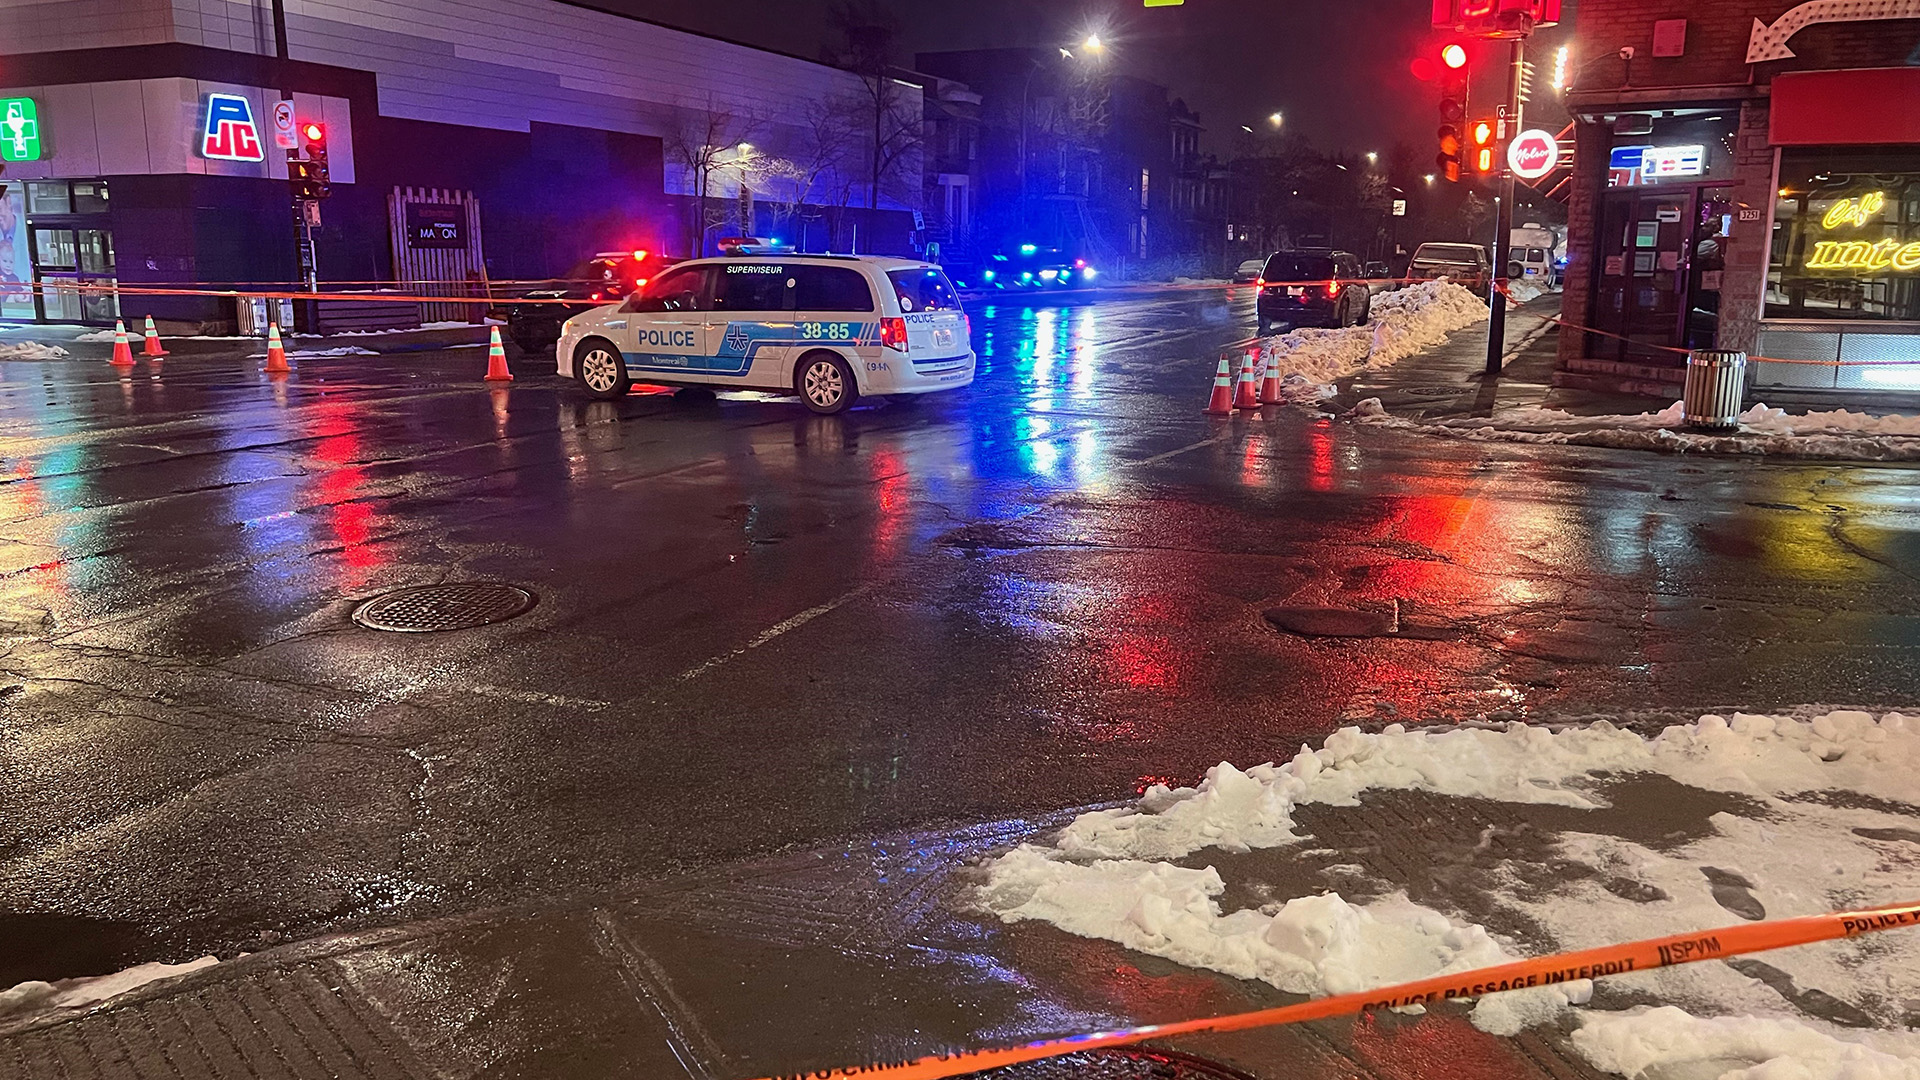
[
  {"x1": 1252, "y1": 280, "x2": 1489, "y2": 402},
  {"x1": 0, "y1": 341, "x2": 71, "y2": 360},
  {"x1": 1350, "y1": 398, "x2": 1920, "y2": 460},
  {"x1": 0, "y1": 955, "x2": 220, "y2": 1019},
  {"x1": 978, "y1": 711, "x2": 1920, "y2": 1079}
]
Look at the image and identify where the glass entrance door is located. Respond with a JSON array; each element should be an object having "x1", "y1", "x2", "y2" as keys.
[
  {"x1": 1591, "y1": 189, "x2": 1695, "y2": 364},
  {"x1": 25, "y1": 180, "x2": 117, "y2": 325},
  {"x1": 33, "y1": 227, "x2": 117, "y2": 324}
]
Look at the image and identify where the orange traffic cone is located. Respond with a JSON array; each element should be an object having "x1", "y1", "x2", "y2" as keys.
[
  {"x1": 1232, "y1": 350, "x2": 1261, "y2": 410},
  {"x1": 109, "y1": 320, "x2": 136, "y2": 367},
  {"x1": 263, "y1": 323, "x2": 291, "y2": 373},
  {"x1": 483, "y1": 326, "x2": 513, "y2": 382},
  {"x1": 1203, "y1": 356, "x2": 1235, "y2": 415},
  {"x1": 140, "y1": 315, "x2": 168, "y2": 357},
  {"x1": 1259, "y1": 350, "x2": 1284, "y2": 405}
]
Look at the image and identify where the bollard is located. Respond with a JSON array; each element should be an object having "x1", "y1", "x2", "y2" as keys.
[{"x1": 1682, "y1": 349, "x2": 1747, "y2": 431}]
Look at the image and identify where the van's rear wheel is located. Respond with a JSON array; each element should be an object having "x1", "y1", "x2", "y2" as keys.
[
  {"x1": 575, "y1": 339, "x2": 629, "y2": 400},
  {"x1": 796, "y1": 352, "x2": 857, "y2": 415}
]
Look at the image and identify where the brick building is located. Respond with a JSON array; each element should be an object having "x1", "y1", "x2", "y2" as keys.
[{"x1": 1558, "y1": 0, "x2": 1920, "y2": 397}]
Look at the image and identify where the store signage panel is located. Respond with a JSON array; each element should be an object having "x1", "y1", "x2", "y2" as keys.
[
  {"x1": 1640, "y1": 145, "x2": 1704, "y2": 179},
  {"x1": 1507, "y1": 128, "x2": 1560, "y2": 179},
  {"x1": 405, "y1": 204, "x2": 465, "y2": 249},
  {"x1": 0, "y1": 99, "x2": 41, "y2": 162},
  {"x1": 201, "y1": 93, "x2": 264, "y2": 161}
]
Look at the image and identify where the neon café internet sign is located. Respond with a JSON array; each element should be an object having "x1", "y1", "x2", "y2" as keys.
[{"x1": 1802, "y1": 191, "x2": 1920, "y2": 272}]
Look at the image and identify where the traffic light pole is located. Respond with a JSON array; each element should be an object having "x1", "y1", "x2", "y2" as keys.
[{"x1": 1485, "y1": 38, "x2": 1524, "y2": 377}]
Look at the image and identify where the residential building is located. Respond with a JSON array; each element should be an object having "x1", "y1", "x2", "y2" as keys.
[{"x1": 915, "y1": 49, "x2": 1221, "y2": 275}]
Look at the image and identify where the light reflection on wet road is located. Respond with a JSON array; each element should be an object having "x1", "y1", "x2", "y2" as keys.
[{"x1": 0, "y1": 285, "x2": 1915, "y2": 977}]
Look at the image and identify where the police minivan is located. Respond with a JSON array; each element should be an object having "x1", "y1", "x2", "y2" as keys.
[{"x1": 557, "y1": 254, "x2": 974, "y2": 414}]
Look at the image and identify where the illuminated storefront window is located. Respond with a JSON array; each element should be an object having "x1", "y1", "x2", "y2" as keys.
[{"x1": 1768, "y1": 147, "x2": 1920, "y2": 321}]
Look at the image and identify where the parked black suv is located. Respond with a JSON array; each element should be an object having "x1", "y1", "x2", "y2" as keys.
[
  {"x1": 1255, "y1": 250, "x2": 1372, "y2": 335},
  {"x1": 502, "y1": 250, "x2": 676, "y2": 355}
]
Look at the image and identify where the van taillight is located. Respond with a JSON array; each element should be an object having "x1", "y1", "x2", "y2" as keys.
[
  {"x1": 880, "y1": 317, "x2": 909, "y2": 352},
  {"x1": 1255, "y1": 278, "x2": 1265, "y2": 288}
]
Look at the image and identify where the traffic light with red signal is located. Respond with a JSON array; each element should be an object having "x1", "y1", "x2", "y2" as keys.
[
  {"x1": 1433, "y1": 42, "x2": 1469, "y2": 182},
  {"x1": 292, "y1": 122, "x2": 331, "y2": 200},
  {"x1": 1469, "y1": 117, "x2": 1498, "y2": 175}
]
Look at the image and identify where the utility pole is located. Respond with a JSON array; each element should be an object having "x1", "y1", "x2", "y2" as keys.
[{"x1": 1484, "y1": 38, "x2": 1523, "y2": 377}]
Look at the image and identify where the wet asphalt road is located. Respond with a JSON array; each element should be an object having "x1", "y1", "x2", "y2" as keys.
[{"x1": 1, "y1": 285, "x2": 1917, "y2": 984}]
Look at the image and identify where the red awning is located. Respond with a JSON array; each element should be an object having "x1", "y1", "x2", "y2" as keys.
[{"x1": 1771, "y1": 68, "x2": 1920, "y2": 146}]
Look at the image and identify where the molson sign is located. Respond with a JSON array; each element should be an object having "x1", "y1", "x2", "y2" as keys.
[{"x1": 1802, "y1": 190, "x2": 1917, "y2": 271}]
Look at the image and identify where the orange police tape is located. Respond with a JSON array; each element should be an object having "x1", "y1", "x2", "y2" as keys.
[
  {"x1": 753, "y1": 901, "x2": 1920, "y2": 1080},
  {"x1": 1530, "y1": 310, "x2": 1920, "y2": 367},
  {"x1": 20, "y1": 280, "x2": 579, "y2": 307}
]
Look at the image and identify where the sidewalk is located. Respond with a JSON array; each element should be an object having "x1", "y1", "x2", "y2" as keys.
[
  {"x1": 1335, "y1": 294, "x2": 1920, "y2": 423},
  {"x1": 1330, "y1": 294, "x2": 1653, "y2": 422},
  {"x1": 0, "y1": 321, "x2": 504, "y2": 360},
  {"x1": 3, "y1": 782, "x2": 1703, "y2": 1080}
]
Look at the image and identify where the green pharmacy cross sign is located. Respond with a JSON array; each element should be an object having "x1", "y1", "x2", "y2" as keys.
[{"x1": 0, "y1": 99, "x2": 40, "y2": 162}]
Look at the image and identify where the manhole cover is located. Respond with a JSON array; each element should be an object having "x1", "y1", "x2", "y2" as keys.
[
  {"x1": 966, "y1": 1048, "x2": 1256, "y2": 1079},
  {"x1": 352, "y1": 583, "x2": 536, "y2": 632}
]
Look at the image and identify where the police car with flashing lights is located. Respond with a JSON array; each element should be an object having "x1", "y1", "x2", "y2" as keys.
[{"x1": 557, "y1": 254, "x2": 974, "y2": 414}]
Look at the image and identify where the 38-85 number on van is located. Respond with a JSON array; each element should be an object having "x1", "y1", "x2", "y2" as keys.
[{"x1": 800, "y1": 322, "x2": 854, "y2": 340}]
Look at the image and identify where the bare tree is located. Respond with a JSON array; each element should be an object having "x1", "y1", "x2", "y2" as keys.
[
  {"x1": 751, "y1": 97, "x2": 861, "y2": 248},
  {"x1": 826, "y1": 1, "x2": 923, "y2": 211},
  {"x1": 665, "y1": 96, "x2": 760, "y2": 256}
]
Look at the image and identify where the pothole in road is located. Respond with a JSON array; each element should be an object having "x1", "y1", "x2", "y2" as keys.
[
  {"x1": 352, "y1": 583, "x2": 537, "y2": 632},
  {"x1": 973, "y1": 1048, "x2": 1257, "y2": 1079}
]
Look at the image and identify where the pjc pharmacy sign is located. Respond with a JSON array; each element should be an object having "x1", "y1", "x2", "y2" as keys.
[
  {"x1": 0, "y1": 98, "x2": 41, "y2": 162},
  {"x1": 201, "y1": 93, "x2": 264, "y2": 161}
]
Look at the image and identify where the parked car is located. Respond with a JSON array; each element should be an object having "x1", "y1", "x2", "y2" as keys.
[
  {"x1": 1408, "y1": 242, "x2": 1493, "y2": 298},
  {"x1": 559, "y1": 254, "x2": 974, "y2": 415},
  {"x1": 1362, "y1": 261, "x2": 1396, "y2": 294},
  {"x1": 1254, "y1": 249, "x2": 1372, "y2": 335},
  {"x1": 504, "y1": 250, "x2": 677, "y2": 355},
  {"x1": 1233, "y1": 258, "x2": 1266, "y2": 284}
]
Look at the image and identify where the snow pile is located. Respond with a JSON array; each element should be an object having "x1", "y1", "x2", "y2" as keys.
[
  {"x1": 246, "y1": 345, "x2": 378, "y2": 359},
  {"x1": 1353, "y1": 398, "x2": 1920, "y2": 460},
  {"x1": 74, "y1": 329, "x2": 121, "y2": 342},
  {"x1": 982, "y1": 853, "x2": 1588, "y2": 1033},
  {"x1": 1048, "y1": 712, "x2": 1920, "y2": 862},
  {"x1": 1505, "y1": 280, "x2": 1547, "y2": 304},
  {"x1": 1575, "y1": 1008, "x2": 1920, "y2": 1080},
  {"x1": 0, "y1": 341, "x2": 70, "y2": 360},
  {"x1": 1254, "y1": 280, "x2": 1488, "y2": 401},
  {"x1": 980, "y1": 711, "x2": 1920, "y2": 1050},
  {"x1": 0, "y1": 955, "x2": 219, "y2": 1019}
]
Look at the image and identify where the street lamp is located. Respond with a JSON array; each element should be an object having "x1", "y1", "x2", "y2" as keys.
[
  {"x1": 1424, "y1": 173, "x2": 1436, "y2": 184},
  {"x1": 1366, "y1": 151, "x2": 1378, "y2": 165},
  {"x1": 1083, "y1": 34, "x2": 1104, "y2": 52},
  {"x1": 1267, "y1": 112, "x2": 1283, "y2": 128}
]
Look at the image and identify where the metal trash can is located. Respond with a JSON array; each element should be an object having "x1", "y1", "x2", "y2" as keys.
[
  {"x1": 236, "y1": 296, "x2": 295, "y2": 336},
  {"x1": 1683, "y1": 349, "x2": 1747, "y2": 430}
]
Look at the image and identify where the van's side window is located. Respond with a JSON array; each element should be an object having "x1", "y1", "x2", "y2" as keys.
[
  {"x1": 633, "y1": 266, "x2": 715, "y2": 312},
  {"x1": 716, "y1": 264, "x2": 794, "y2": 312},
  {"x1": 792, "y1": 266, "x2": 875, "y2": 313}
]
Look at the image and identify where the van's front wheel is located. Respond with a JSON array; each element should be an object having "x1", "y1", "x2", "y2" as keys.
[
  {"x1": 575, "y1": 339, "x2": 629, "y2": 400},
  {"x1": 796, "y1": 352, "x2": 857, "y2": 415}
]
